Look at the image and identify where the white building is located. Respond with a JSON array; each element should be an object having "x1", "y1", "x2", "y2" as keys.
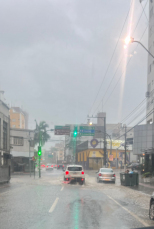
[
  {"x1": 0, "y1": 91, "x2": 11, "y2": 183},
  {"x1": 10, "y1": 128, "x2": 34, "y2": 172},
  {"x1": 147, "y1": 0, "x2": 154, "y2": 123}
]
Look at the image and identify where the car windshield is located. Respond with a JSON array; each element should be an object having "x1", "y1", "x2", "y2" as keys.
[
  {"x1": 68, "y1": 167, "x2": 82, "y2": 171},
  {"x1": 1, "y1": 1, "x2": 152, "y2": 228},
  {"x1": 100, "y1": 169, "x2": 113, "y2": 173}
]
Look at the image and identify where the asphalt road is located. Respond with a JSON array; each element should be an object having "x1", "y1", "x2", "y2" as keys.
[{"x1": 0, "y1": 169, "x2": 154, "y2": 229}]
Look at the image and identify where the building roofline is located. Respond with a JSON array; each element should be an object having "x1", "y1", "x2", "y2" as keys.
[
  {"x1": 0, "y1": 100, "x2": 9, "y2": 109},
  {"x1": 10, "y1": 128, "x2": 34, "y2": 132}
]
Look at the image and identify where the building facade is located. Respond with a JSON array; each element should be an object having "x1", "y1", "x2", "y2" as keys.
[
  {"x1": 10, "y1": 128, "x2": 34, "y2": 172},
  {"x1": 65, "y1": 112, "x2": 134, "y2": 165},
  {"x1": 147, "y1": 0, "x2": 154, "y2": 123},
  {"x1": 0, "y1": 94, "x2": 11, "y2": 183},
  {"x1": 10, "y1": 107, "x2": 28, "y2": 129}
]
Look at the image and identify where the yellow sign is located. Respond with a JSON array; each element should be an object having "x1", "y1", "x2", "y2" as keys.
[
  {"x1": 89, "y1": 151, "x2": 103, "y2": 158},
  {"x1": 107, "y1": 140, "x2": 124, "y2": 148}
]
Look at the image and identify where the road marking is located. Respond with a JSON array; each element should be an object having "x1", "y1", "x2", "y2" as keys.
[
  {"x1": 49, "y1": 197, "x2": 59, "y2": 213},
  {"x1": 61, "y1": 186, "x2": 64, "y2": 191},
  {"x1": 106, "y1": 195, "x2": 149, "y2": 227}
]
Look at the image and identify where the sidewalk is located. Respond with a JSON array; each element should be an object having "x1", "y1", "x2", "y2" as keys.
[{"x1": 85, "y1": 169, "x2": 154, "y2": 196}]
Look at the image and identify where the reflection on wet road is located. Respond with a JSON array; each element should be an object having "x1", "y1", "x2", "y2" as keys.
[{"x1": 0, "y1": 169, "x2": 153, "y2": 229}]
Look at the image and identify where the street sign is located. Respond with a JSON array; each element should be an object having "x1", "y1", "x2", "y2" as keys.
[
  {"x1": 79, "y1": 126, "x2": 95, "y2": 136},
  {"x1": 90, "y1": 139, "x2": 98, "y2": 148},
  {"x1": 32, "y1": 156, "x2": 36, "y2": 161},
  {"x1": 109, "y1": 155, "x2": 113, "y2": 161},
  {"x1": 54, "y1": 126, "x2": 70, "y2": 135}
]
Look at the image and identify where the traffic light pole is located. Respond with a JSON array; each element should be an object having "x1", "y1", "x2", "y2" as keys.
[{"x1": 39, "y1": 129, "x2": 41, "y2": 178}]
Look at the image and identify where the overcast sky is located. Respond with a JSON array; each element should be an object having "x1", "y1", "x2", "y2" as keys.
[{"x1": 0, "y1": 0, "x2": 149, "y2": 130}]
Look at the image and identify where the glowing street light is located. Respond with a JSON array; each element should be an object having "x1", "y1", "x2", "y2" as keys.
[
  {"x1": 89, "y1": 122, "x2": 93, "y2": 125},
  {"x1": 124, "y1": 36, "x2": 154, "y2": 58},
  {"x1": 124, "y1": 37, "x2": 134, "y2": 45}
]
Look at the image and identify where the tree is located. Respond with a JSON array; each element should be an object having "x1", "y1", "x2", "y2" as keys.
[{"x1": 34, "y1": 121, "x2": 50, "y2": 146}]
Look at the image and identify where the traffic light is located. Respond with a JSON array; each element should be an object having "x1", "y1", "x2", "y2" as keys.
[
  {"x1": 73, "y1": 126, "x2": 78, "y2": 137},
  {"x1": 38, "y1": 146, "x2": 42, "y2": 156}
]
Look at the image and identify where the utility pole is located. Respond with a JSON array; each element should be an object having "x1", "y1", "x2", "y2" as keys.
[
  {"x1": 39, "y1": 130, "x2": 41, "y2": 178},
  {"x1": 104, "y1": 117, "x2": 107, "y2": 167},
  {"x1": 29, "y1": 131, "x2": 31, "y2": 177},
  {"x1": 124, "y1": 124, "x2": 127, "y2": 171}
]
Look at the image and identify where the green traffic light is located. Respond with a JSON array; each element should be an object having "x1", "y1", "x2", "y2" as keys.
[
  {"x1": 38, "y1": 146, "x2": 42, "y2": 156},
  {"x1": 38, "y1": 151, "x2": 41, "y2": 156}
]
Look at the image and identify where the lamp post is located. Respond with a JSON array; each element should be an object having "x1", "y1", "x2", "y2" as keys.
[{"x1": 125, "y1": 37, "x2": 154, "y2": 58}]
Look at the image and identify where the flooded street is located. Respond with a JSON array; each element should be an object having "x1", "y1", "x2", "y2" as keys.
[{"x1": 0, "y1": 169, "x2": 153, "y2": 229}]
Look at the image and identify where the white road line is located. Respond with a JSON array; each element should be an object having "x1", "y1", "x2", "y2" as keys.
[
  {"x1": 61, "y1": 186, "x2": 64, "y2": 191},
  {"x1": 49, "y1": 197, "x2": 59, "y2": 213},
  {"x1": 106, "y1": 195, "x2": 149, "y2": 227}
]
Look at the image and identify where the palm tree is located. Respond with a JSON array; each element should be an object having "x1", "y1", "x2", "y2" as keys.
[{"x1": 34, "y1": 121, "x2": 50, "y2": 146}]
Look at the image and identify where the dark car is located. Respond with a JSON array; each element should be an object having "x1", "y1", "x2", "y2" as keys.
[
  {"x1": 57, "y1": 164, "x2": 64, "y2": 170},
  {"x1": 127, "y1": 163, "x2": 140, "y2": 170},
  {"x1": 149, "y1": 192, "x2": 154, "y2": 220}
]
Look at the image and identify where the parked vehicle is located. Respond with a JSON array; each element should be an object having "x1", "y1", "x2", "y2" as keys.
[
  {"x1": 64, "y1": 165, "x2": 85, "y2": 185},
  {"x1": 127, "y1": 163, "x2": 140, "y2": 170},
  {"x1": 97, "y1": 168, "x2": 116, "y2": 183},
  {"x1": 46, "y1": 164, "x2": 53, "y2": 171},
  {"x1": 149, "y1": 192, "x2": 154, "y2": 220},
  {"x1": 57, "y1": 164, "x2": 64, "y2": 170}
]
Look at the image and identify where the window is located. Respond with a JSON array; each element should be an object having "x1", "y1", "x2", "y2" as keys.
[
  {"x1": 149, "y1": 64, "x2": 152, "y2": 74},
  {"x1": 12, "y1": 119, "x2": 16, "y2": 122},
  {"x1": 100, "y1": 169, "x2": 113, "y2": 173},
  {"x1": 3, "y1": 121, "x2": 7, "y2": 150},
  {"x1": 67, "y1": 166, "x2": 82, "y2": 171},
  {"x1": 150, "y1": 7, "x2": 153, "y2": 18},
  {"x1": 150, "y1": 26, "x2": 153, "y2": 37},
  {"x1": 148, "y1": 83, "x2": 151, "y2": 92},
  {"x1": 12, "y1": 125, "x2": 16, "y2": 128},
  {"x1": 13, "y1": 137, "x2": 23, "y2": 146}
]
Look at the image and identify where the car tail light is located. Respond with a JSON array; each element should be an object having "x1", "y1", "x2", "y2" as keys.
[
  {"x1": 55, "y1": 165, "x2": 57, "y2": 167},
  {"x1": 51, "y1": 165, "x2": 53, "y2": 167},
  {"x1": 113, "y1": 174, "x2": 115, "y2": 177},
  {"x1": 99, "y1": 173, "x2": 101, "y2": 176},
  {"x1": 66, "y1": 178, "x2": 68, "y2": 181},
  {"x1": 47, "y1": 166, "x2": 48, "y2": 168},
  {"x1": 58, "y1": 165, "x2": 59, "y2": 167},
  {"x1": 81, "y1": 171, "x2": 84, "y2": 175},
  {"x1": 63, "y1": 165, "x2": 64, "y2": 167},
  {"x1": 65, "y1": 171, "x2": 69, "y2": 175},
  {"x1": 81, "y1": 178, "x2": 84, "y2": 181}
]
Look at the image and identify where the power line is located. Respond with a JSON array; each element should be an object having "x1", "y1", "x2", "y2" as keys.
[
  {"x1": 126, "y1": 104, "x2": 146, "y2": 126},
  {"x1": 115, "y1": 108, "x2": 154, "y2": 140},
  {"x1": 92, "y1": 1, "x2": 148, "y2": 115},
  {"x1": 107, "y1": 98, "x2": 146, "y2": 133},
  {"x1": 101, "y1": 25, "x2": 148, "y2": 109},
  {"x1": 86, "y1": 1, "x2": 133, "y2": 117}
]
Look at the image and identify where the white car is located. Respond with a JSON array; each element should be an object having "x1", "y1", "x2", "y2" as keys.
[{"x1": 64, "y1": 165, "x2": 85, "y2": 185}]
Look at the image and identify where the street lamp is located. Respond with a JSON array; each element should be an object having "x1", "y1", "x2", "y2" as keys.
[{"x1": 124, "y1": 36, "x2": 154, "y2": 58}]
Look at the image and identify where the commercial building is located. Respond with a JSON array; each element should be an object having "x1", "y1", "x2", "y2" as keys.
[
  {"x1": 65, "y1": 112, "x2": 134, "y2": 168},
  {"x1": 10, "y1": 128, "x2": 34, "y2": 172},
  {"x1": 10, "y1": 107, "x2": 28, "y2": 129},
  {"x1": 146, "y1": 0, "x2": 154, "y2": 123},
  {"x1": 133, "y1": 123, "x2": 154, "y2": 171},
  {"x1": 0, "y1": 91, "x2": 11, "y2": 183}
]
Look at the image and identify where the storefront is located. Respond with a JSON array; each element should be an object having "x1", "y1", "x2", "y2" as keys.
[{"x1": 77, "y1": 149, "x2": 130, "y2": 170}]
